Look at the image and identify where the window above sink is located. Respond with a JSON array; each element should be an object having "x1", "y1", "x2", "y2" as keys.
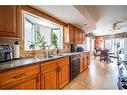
[{"x1": 23, "y1": 11, "x2": 63, "y2": 51}]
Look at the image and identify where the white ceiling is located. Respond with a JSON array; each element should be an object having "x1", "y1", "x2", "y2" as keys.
[
  {"x1": 31, "y1": 5, "x2": 95, "y2": 32},
  {"x1": 31, "y1": 5, "x2": 127, "y2": 36},
  {"x1": 92, "y1": 6, "x2": 127, "y2": 36}
]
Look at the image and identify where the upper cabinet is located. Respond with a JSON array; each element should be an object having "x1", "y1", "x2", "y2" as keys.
[
  {"x1": 0, "y1": 6, "x2": 21, "y2": 38},
  {"x1": 64, "y1": 24, "x2": 84, "y2": 44},
  {"x1": 64, "y1": 24, "x2": 74, "y2": 43}
]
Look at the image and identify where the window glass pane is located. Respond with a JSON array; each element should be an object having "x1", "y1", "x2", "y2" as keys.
[
  {"x1": 104, "y1": 39, "x2": 112, "y2": 52},
  {"x1": 115, "y1": 38, "x2": 124, "y2": 54},
  {"x1": 23, "y1": 11, "x2": 63, "y2": 51},
  {"x1": 24, "y1": 18, "x2": 35, "y2": 51},
  {"x1": 87, "y1": 37, "x2": 90, "y2": 51},
  {"x1": 52, "y1": 28, "x2": 63, "y2": 49},
  {"x1": 91, "y1": 39, "x2": 94, "y2": 52}
]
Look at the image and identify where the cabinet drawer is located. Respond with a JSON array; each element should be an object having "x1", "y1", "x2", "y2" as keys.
[
  {"x1": 57, "y1": 57, "x2": 69, "y2": 67},
  {"x1": 0, "y1": 65, "x2": 39, "y2": 87},
  {"x1": 41, "y1": 60, "x2": 57, "y2": 72},
  {"x1": 40, "y1": 57, "x2": 69, "y2": 72}
]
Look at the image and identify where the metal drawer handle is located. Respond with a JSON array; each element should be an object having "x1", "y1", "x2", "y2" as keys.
[{"x1": 13, "y1": 73, "x2": 26, "y2": 78}]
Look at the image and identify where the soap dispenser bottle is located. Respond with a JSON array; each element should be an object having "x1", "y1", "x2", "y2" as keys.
[{"x1": 14, "y1": 40, "x2": 20, "y2": 59}]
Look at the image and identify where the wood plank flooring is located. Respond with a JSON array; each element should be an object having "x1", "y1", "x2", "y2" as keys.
[{"x1": 63, "y1": 57, "x2": 119, "y2": 90}]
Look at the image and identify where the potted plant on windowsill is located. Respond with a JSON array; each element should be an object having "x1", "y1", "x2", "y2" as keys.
[
  {"x1": 51, "y1": 33, "x2": 59, "y2": 54},
  {"x1": 29, "y1": 31, "x2": 47, "y2": 57}
]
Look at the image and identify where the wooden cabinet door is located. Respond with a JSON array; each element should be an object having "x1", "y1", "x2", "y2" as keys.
[
  {"x1": 81, "y1": 32, "x2": 84, "y2": 44},
  {"x1": 0, "y1": 6, "x2": 20, "y2": 38},
  {"x1": 80, "y1": 54, "x2": 84, "y2": 72},
  {"x1": 87, "y1": 53, "x2": 90, "y2": 65},
  {"x1": 84, "y1": 53, "x2": 88, "y2": 69},
  {"x1": 1, "y1": 75, "x2": 40, "y2": 90},
  {"x1": 41, "y1": 68, "x2": 57, "y2": 90},
  {"x1": 58, "y1": 64, "x2": 69, "y2": 88},
  {"x1": 79, "y1": 31, "x2": 82, "y2": 44},
  {"x1": 74, "y1": 28, "x2": 78, "y2": 43},
  {"x1": 13, "y1": 75, "x2": 39, "y2": 90},
  {"x1": 64, "y1": 24, "x2": 74, "y2": 43},
  {"x1": 69, "y1": 25, "x2": 74, "y2": 43}
]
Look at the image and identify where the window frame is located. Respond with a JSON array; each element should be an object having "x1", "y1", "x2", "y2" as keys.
[{"x1": 23, "y1": 11, "x2": 64, "y2": 51}]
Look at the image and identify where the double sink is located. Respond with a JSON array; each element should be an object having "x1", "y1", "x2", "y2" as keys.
[
  {"x1": 34, "y1": 53, "x2": 69, "y2": 60},
  {"x1": 34, "y1": 51, "x2": 84, "y2": 61}
]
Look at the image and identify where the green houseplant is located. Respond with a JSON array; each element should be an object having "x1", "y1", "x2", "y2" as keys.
[
  {"x1": 51, "y1": 32, "x2": 58, "y2": 49},
  {"x1": 29, "y1": 31, "x2": 47, "y2": 50}
]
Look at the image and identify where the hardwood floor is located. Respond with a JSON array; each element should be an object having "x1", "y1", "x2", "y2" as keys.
[{"x1": 63, "y1": 57, "x2": 119, "y2": 90}]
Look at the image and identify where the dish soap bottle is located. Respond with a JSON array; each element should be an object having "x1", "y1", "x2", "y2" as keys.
[{"x1": 14, "y1": 40, "x2": 20, "y2": 59}]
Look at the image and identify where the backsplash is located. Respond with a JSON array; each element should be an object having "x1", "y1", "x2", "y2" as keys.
[
  {"x1": 0, "y1": 37, "x2": 16, "y2": 46},
  {"x1": 76, "y1": 44, "x2": 87, "y2": 51},
  {"x1": 0, "y1": 37, "x2": 70, "y2": 58},
  {"x1": 20, "y1": 40, "x2": 70, "y2": 58}
]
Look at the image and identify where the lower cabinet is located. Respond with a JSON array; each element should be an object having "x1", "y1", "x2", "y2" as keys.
[
  {"x1": 80, "y1": 52, "x2": 90, "y2": 72},
  {"x1": 13, "y1": 75, "x2": 39, "y2": 90},
  {"x1": 40, "y1": 57, "x2": 70, "y2": 90},
  {"x1": 40, "y1": 67, "x2": 58, "y2": 89},
  {"x1": 4, "y1": 75, "x2": 40, "y2": 90},
  {"x1": 0, "y1": 57, "x2": 70, "y2": 90},
  {"x1": 80, "y1": 53, "x2": 84, "y2": 72},
  {"x1": 0, "y1": 64, "x2": 40, "y2": 90},
  {"x1": 87, "y1": 53, "x2": 90, "y2": 65},
  {"x1": 84, "y1": 53, "x2": 88, "y2": 69},
  {"x1": 58, "y1": 64, "x2": 69, "y2": 88}
]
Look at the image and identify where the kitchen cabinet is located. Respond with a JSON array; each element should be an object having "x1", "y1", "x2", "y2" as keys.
[
  {"x1": 74, "y1": 27, "x2": 84, "y2": 44},
  {"x1": 80, "y1": 53, "x2": 87, "y2": 72},
  {"x1": 40, "y1": 57, "x2": 70, "y2": 89},
  {"x1": 87, "y1": 52, "x2": 90, "y2": 65},
  {"x1": 84, "y1": 53, "x2": 88, "y2": 69},
  {"x1": 74, "y1": 28, "x2": 79, "y2": 43},
  {"x1": 41, "y1": 69, "x2": 58, "y2": 89},
  {"x1": 64, "y1": 24, "x2": 84, "y2": 44},
  {"x1": 0, "y1": 65, "x2": 40, "y2": 89},
  {"x1": 58, "y1": 65, "x2": 69, "y2": 88},
  {"x1": 0, "y1": 6, "x2": 21, "y2": 38},
  {"x1": 0, "y1": 57, "x2": 70, "y2": 90},
  {"x1": 64, "y1": 24, "x2": 74, "y2": 43},
  {"x1": 80, "y1": 53, "x2": 84, "y2": 72},
  {"x1": 58, "y1": 57, "x2": 70, "y2": 89},
  {"x1": 80, "y1": 31, "x2": 84, "y2": 43},
  {"x1": 80, "y1": 52, "x2": 90, "y2": 72},
  {"x1": 40, "y1": 60, "x2": 58, "y2": 89},
  {"x1": 1, "y1": 74, "x2": 39, "y2": 90}
]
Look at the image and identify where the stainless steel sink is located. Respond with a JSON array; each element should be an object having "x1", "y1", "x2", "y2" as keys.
[{"x1": 34, "y1": 53, "x2": 67, "y2": 60}]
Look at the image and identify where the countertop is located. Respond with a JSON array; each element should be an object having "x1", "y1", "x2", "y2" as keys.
[{"x1": 0, "y1": 51, "x2": 89, "y2": 73}]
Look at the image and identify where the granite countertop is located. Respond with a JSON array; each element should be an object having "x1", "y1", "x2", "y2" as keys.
[{"x1": 0, "y1": 51, "x2": 89, "y2": 73}]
